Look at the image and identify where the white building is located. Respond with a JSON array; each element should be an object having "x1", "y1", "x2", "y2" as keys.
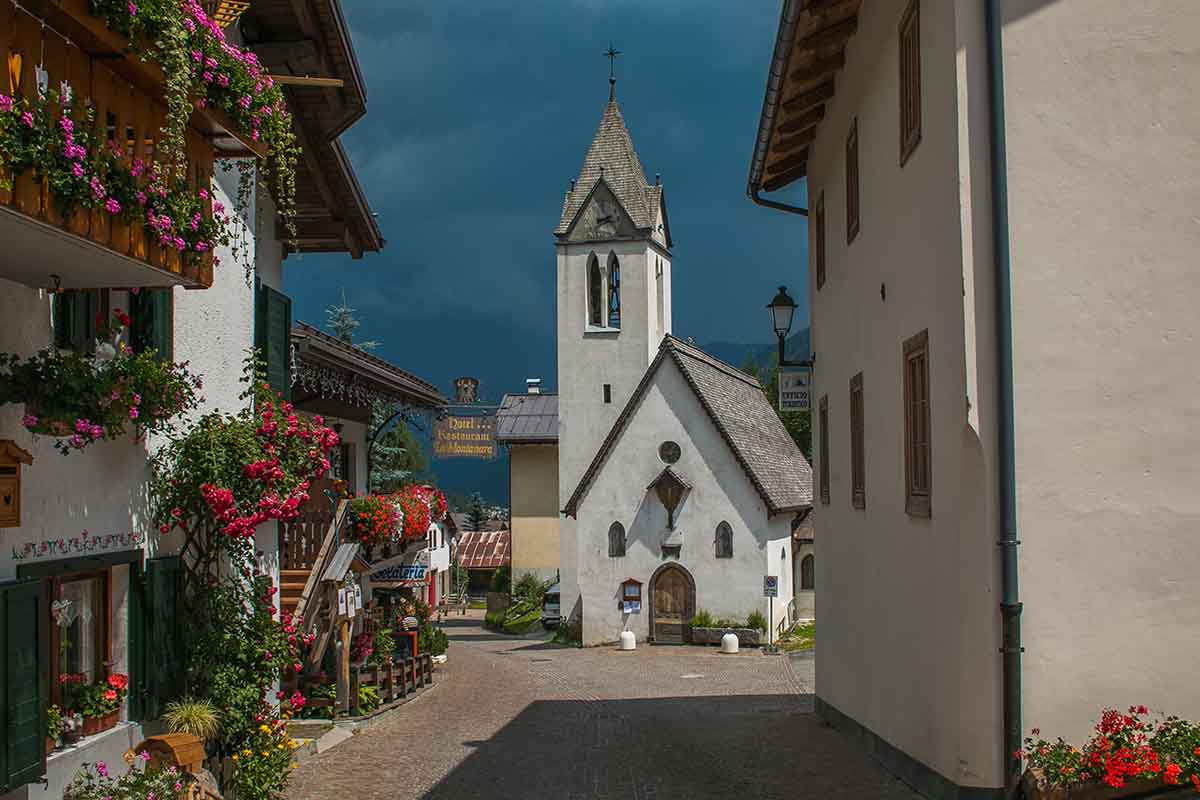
[
  {"x1": 746, "y1": 1, "x2": 1200, "y2": 797},
  {"x1": 556, "y1": 84, "x2": 812, "y2": 646},
  {"x1": 562, "y1": 336, "x2": 812, "y2": 646}
]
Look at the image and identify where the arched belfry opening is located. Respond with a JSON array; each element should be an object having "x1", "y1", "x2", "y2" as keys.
[{"x1": 587, "y1": 252, "x2": 603, "y2": 326}]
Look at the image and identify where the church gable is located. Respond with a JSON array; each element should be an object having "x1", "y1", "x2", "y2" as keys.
[{"x1": 563, "y1": 179, "x2": 640, "y2": 243}]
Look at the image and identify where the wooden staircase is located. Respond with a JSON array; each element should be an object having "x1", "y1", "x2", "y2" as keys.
[{"x1": 278, "y1": 478, "x2": 342, "y2": 620}]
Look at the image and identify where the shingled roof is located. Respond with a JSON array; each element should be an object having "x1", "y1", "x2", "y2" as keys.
[
  {"x1": 563, "y1": 335, "x2": 813, "y2": 518},
  {"x1": 496, "y1": 393, "x2": 559, "y2": 444},
  {"x1": 555, "y1": 95, "x2": 666, "y2": 241}
]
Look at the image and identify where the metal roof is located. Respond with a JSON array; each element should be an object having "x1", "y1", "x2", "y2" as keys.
[
  {"x1": 495, "y1": 393, "x2": 559, "y2": 444},
  {"x1": 456, "y1": 530, "x2": 511, "y2": 570}
]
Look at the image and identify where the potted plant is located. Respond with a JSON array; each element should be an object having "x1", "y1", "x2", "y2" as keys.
[
  {"x1": 75, "y1": 673, "x2": 128, "y2": 735},
  {"x1": 46, "y1": 704, "x2": 65, "y2": 753},
  {"x1": 346, "y1": 494, "x2": 401, "y2": 554}
]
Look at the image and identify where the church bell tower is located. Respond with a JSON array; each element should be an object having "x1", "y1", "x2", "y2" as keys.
[{"x1": 554, "y1": 68, "x2": 673, "y2": 620}]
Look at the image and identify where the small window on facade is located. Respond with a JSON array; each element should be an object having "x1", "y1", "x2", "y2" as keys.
[
  {"x1": 608, "y1": 252, "x2": 621, "y2": 328},
  {"x1": 53, "y1": 289, "x2": 109, "y2": 353},
  {"x1": 819, "y1": 395, "x2": 831, "y2": 505},
  {"x1": 603, "y1": 384, "x2": 612, "y2": 404},
  {"x1": 850, "y1": 372, "x2": 865, "y2": 509},
  {"x1": 658, "y1": 441, "x2": 681, "y2": 464},
  {"x1": 903, "y1": 330, "x2": 932, "y2": 517},
  {"x1": 715, "y1": 522, "x2": 733, "y2": 558},
  {"x1": 814, "y1": 192, "x2": 826, "y2": 290},
  {"x1": 899, "y1": 0, "x2": 922, "y2": 165},
  {"x1": 846, "y1": 118, "x2": 860, "y2": 244},
  {"x1": 800, "y1": 554, "x2": 815, "y2": 591},
  {"x1": 588, "y1": 252, "x2": 603, "y2": 326},
  {"x1": 608, "y1": 522, "x2": 626, "y2": 557}
]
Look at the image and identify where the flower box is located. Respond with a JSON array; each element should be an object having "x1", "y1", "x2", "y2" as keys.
[
  {"x1": 690, "y1": 627, "x2": 761, "y2": 646},
  {"x1": 80, "y1": 710, "x2": 119, "y2": 737},
  {"x1": 1022, "y1": 769, "x2": 1194, "y2": 799}
]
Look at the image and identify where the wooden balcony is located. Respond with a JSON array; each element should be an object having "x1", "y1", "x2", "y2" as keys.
[{"x1": 0, "y1": 1, "x2": 263, "y2": 290}]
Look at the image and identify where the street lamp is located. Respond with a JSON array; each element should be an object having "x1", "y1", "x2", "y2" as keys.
[{"x1": 766, "y1": 286, "x2": 814, "y2": 368}]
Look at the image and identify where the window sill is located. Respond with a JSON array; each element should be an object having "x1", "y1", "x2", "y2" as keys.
[
  {"x1": 48, "y1": 721, "x2": 139, "y2": 763},
  {"x1": 583, "y1": 326, "x2": 620, "y2": 336}
]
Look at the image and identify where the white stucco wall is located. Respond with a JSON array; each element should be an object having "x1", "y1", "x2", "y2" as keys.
[
  {"x1": 802, "y1": 0, "x2": 1004, "y2": 789},
  {"x1": 1000, "y1": 0, "x2": 1200, "y2": 744},
  {"x1": 574, "y1": 358, "x2": 791, "y2": 646},
  {"x1": 556, "y1": 236, "x2": 671, "y2": 621}
]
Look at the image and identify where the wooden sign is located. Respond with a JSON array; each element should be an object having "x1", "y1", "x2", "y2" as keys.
[
  {"x1": 433, "y1": 415, "x2": 497, "y2": 460},
  {"x1": 0, "y1": 440, "x2": 33, "y2": 528}
]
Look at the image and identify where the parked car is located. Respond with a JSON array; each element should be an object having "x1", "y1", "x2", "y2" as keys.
[{"x1": 541, "y1": 583, "x2": 561, "y2": 628}]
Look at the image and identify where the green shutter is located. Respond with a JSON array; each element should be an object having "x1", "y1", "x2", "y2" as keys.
[
  {"x1": 130, "y1": 290, "x2": 174, "y2": 362},
  {"x1": 53, "y1": 290, "x2": 98, "y2": 352},
  {"x1": 1, "y1": 580, "x2": 46, "y2": 793},
  {"x1": 128, "y1": 562, "x2": 145, "y2": 723},
  {"x1": 256, "y1": 283, "x2": 292, "y2": 400},
  {"x1": 142, "y1": 558, "x2": 183, "y2": 720}
]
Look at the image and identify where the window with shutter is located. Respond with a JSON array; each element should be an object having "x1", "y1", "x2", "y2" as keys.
[
  {"x1": 131, "y1": 558, "x2": 183, "y2": 721},
  {"x1": 1, "y1": 579, "x2": 46, "y2": 793},
  {"x1": 819, "y1": 395, "x2": 831, "y2": 505},
  {"x1": 850, "y1": 372, "x2": 866, "y2": 509},
  {"x1": 256, "y1": 283, "x2": 293, "y2": 400},
  {"x1": 130, "y1": 289, "x2": 174, "y2": 362},
  {"x1": 53, "y1": 290, "x2": 107, "y2": 353},
  {"x1": 903, "y1": 330, "x2": 932, "y2": 517},
  {"x1": 814, "y1": 192, "x2": 826, "y2": 290},
  {"x1": 846, "y1": 119, "x2": 860, "y2": 244}
]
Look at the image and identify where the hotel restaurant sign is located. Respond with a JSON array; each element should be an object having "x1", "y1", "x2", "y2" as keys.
[{"x1": 433, "y1": 415, "x2": 497, "y2": 460}]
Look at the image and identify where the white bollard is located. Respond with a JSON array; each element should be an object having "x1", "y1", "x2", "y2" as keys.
[
  {"x1": 720, "y1": 632, "x2": 740, "y2": 654},
  {"x1": 619, "y1": 630, "x2": 637, "y2": 651}
]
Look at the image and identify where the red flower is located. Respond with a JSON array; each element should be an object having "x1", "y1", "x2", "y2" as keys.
[
  {"x1": 114, "y1": 309, "x2": 131, "y2": 327},
  {"x1": 1164, "y1": 764, "x2": 1182, "y2": 785}
]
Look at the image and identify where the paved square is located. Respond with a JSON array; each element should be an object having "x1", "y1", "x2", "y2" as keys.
[{"x1": 286, "y1": 613, "x2": 922, "y2": 799}]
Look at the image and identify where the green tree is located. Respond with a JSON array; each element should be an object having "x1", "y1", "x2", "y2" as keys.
[
  {"x1": 325, "y1": 287, "x2": 380, "y2": 351},
  {"x1": 742, "y1": 353, "x2": 812, "y2": 462},
  {"x1": 368, "y1": 402, "x2": 431, "y2": 493},
  {"x1": 467, "y1": 492, "x2": 486, "y2": 532}
]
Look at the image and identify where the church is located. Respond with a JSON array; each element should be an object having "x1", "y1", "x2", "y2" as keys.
[{"x1": 551, "y1": 75, "x2": 813, "y2": 647}]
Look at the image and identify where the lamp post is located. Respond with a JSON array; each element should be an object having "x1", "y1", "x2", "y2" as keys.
[{"x1": 766, "y1": 286, "x2": 814, "y2": 368}]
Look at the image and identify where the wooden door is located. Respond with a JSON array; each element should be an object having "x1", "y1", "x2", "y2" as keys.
[{"x1": 652, "y1": 566, "x2": 690, "y2": 644}]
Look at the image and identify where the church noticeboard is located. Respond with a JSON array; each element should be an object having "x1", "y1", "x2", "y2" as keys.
[
  {"x1": 779, "y1": 368, "x2": 812, "y2": 412},
  {"x1": 433, "y1": 415, "x2": 497, "y2": 460}
]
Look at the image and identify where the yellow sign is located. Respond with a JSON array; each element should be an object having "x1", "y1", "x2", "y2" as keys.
[{"x1": 433, "y1": 415, "x2": 497, "y2": 460}]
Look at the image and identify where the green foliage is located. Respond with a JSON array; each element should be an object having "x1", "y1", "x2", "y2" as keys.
[
  {"x1": 369, "y1": 629, "x2": 396, "y2": 665},
  {"x1": 418, "y1": 625, "x2": 449, "y2": 657},
  {"x1": 490, "y1": 565, "x2": 511, "y2": 594},
  {"x1": 551, "y1": 623, "x2": 581, "y2": 647},
  {"x1": 779, "y1": 621, "x2": 816, "y2": 653},
  {"x1": 741, "y1": 354, "x2": 812, "y2": 461},
  {"x1": 1151, "y1": 716, "x2": 1200, "y2": 787},
  {"x1": 325, "y1": 288, "x2": 379, "y2": 350},
  {"x1": 689, "y1": 609, "x2": 715, "y2": 628},
  {"x1": 513, "y1": 573, "x2": 550, "y2": 604},
  {"x1": 483, "y1": 610, "x2": 505, "y2": 630},
  {"x1": 163, "y1": 697, "x2": 222, "y2": 742},
  {"x1": 0, "y1": 334, "x2": 202, "y2": 455},
  {"x1": 46, "y1": 704, "x2": 65, "y2": 740},
  {"x1": 357, "y1": 685, "x2": 381, "y2": 713},
  {"x1": 369, "y1": 404, "x2": 431, "y2": 493},
  {"x1": 66, "y1": 758, "x2": 190, "y2": 800},
  {"x1": 746, "y1": 610, "x2": 768, "y2": 634},
  {"x1": 468, "y1": 492, "x2": 486, "y2": 532},
  {"x1": 501, "y1": 607, "x2": 542, "y2": 636},
  {"x1": 229, "y1": 718, "x2": 299, "y2": 800}
]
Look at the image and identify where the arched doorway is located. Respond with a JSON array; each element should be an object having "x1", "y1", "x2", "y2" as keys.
[{"x1": 648, "y1": 563, "x2": 696, "y2": 644}]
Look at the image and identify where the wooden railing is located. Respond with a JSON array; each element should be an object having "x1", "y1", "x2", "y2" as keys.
[
  {"x1": 281, "y1": 501, "x2": 338, "y2": 572},
  {"x1": 1, "y1": 1, "x2": 225, "y2": 288},
  {"x1": 293, "y1": 655, "x2": 433, "y2": 719}
]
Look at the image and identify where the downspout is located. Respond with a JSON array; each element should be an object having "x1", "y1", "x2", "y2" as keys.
[
  {"x1": 985, "y1": 2, "x2": 1022, "y2": 796},
  {"x1": 746, "y1": 0, "x2": 808, "y2": 217}
]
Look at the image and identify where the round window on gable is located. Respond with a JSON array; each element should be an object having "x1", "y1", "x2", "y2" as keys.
[{"x1": 659, "y1": 441, "x2": 681, "y2": 464}]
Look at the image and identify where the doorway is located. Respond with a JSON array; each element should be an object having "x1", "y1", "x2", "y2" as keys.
[{"x1": 649, "y1": 563, "x2": 695, "y2": 644}]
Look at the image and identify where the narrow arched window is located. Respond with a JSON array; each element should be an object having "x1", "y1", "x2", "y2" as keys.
[
  {"x1": 607, "y1": 252, "x2": 621, "y2": 328},
  {"x1": 588, "y1": 253, "x2": 603, "y2": 327},
  {"x1": 608, "y1": 522, "x2": 626, "y2": 557},
  {"x1": 801, "y1": 554, "x2": 815, "y2": 590},
  {"x1": 715, "y1": 521, "x2": 733, "y2": 558}
]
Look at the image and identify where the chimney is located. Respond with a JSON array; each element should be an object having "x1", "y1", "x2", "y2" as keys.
[{"x1": 526, "y1": 378, "x2": 542, "y2": 395}]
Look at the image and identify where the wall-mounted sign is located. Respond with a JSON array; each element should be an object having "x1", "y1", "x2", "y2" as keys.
[
  {"x1": 763, "y1": 575, "x2": 779, "y2": 598},
  {"x1": 433, "y1": 415, "x2": 497, "y2": 460},
  {"x1": 338, "y1": 588, "x2": 348, "y2": 616},
  {"x1": 371, "y1": 564, "x2": 427, "y2": 583},
  {"x1": 779, "y1": 367, "x2": 812, "y2": 412},
  {"x1": 619, "y1": 578, "x2": 643, "y2": 612},
  {"x1": 454, "y1": 376, "x2": 480, "y2": 404}
]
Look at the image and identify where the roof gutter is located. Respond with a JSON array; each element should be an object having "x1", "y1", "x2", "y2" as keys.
[
  {"x1": 746, "y1": 0, "x2": 808, "y2": 216},
  {"x1": 985, "y1": 2, "x2": 1022, "y2": 796}
]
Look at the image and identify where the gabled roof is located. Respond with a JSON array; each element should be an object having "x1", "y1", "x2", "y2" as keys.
[
  {"x1": 495, "y1": 393, "x2": 559, "y2": 444},
  {"x1": 563, "y1": 335, "x2": 813, "y2": 518},
  {"x1": 555, "y1": 96, "x2": 669, "y2": 244},
  {"x1": 457, "y1": 530, "x2": 511, "y2": 570}
]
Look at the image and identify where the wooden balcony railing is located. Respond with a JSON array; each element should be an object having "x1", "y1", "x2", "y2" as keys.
[{"x1": 0, "y1": 1, "x2": 264, "y2": 290}]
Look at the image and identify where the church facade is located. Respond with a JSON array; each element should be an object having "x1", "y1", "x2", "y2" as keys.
[{"x1": 555, "y1": 86, "x2": 812, "y2": 646}]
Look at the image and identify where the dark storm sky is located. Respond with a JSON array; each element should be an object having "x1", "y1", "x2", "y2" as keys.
[{"x1": 283, "y1": 1, "x2": 810, "y2": 501}]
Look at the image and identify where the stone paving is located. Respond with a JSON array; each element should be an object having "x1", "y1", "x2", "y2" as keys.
[{"x1": 286, "y1": 612, "x2": 923, "y2": 800}]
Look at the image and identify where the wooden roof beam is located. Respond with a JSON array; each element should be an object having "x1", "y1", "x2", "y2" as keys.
[
  {"x1": 767, "y1": 148, "x2": 810, "y2": 176},
  {"x1": 778, "y1": 106, "x2": 826, "y2": 135},
  {"x1": 783, "y1": 80, "x2": 834, "y2": 112},
  {"x1": 763, "y1": 163, "x2": 808, "y2": 192},
  {"x1": 789, "y1": 51, "x2": 846, "y2": 84},
  {"x1": 775, "y1": 126, "x2": 816, "y2": 155},
  {"x1": 798, "y1": 15, "x2": 858, "y2": 52}
]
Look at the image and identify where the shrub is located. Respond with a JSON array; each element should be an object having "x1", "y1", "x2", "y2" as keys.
[
  {"x1": 689, "y1": 609, "x2": 715, "y2": 628},
  {"x1": 513, "y1": 572, "x2": 549, "y2": 603},
  {"x1": 746, "y1": 610, "x2": 768, "y2": 633},
  {"x1": 65, "y1": 756, "x2": 190, "y2": 800},
  {"x1": 484, "y1": 610, "x2": 504, "y2": 629},
  {"x1": 419, "y1": 625, "x2": 449, "y2": 656},
  {"x1": 357, "y1": 685, "x2": 380, "y2": 713},
  {"x1": 490, "y1": 565, "x2": 511, "y2": 594},
  {"x1": 163, "y1": 697, "x2": 221, "y2": 742},
  {"x1": 369, "y1": 629, "x2": 396, "y2": 665}
]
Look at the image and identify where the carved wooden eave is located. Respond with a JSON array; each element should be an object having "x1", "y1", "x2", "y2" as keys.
[
  {"x1": 0, "y1": 440, "x2": 34, "y2": 466},
  {"x1": 747, "y1": 0, "x2": 863, "y2": 195}
]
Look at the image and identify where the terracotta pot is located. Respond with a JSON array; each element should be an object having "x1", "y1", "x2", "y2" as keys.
[
  {"x1": 45, "y1": 737, "x2": 57, "y2": 755},
  {"x1": 81, "y1": 710, "x2": 119, "y2": 737}
]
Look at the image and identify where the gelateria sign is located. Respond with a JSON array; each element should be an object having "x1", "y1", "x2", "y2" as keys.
[{"x1": 433, "y1": 415, "x2": 497, "y2": 460}]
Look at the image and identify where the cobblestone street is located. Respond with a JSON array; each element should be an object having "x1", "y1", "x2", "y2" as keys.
[{"x1": 286, "y1": 612, "x2": 921, "y2": 800}]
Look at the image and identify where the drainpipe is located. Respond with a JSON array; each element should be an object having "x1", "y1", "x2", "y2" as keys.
[{"x1": 985, "y1": 2, "x2": 1022, "y2": 796}]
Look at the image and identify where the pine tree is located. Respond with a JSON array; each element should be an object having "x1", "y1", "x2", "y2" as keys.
[
  {"x1": 325, "y1": 287, "x2": 380, "y2": 351},
  {"x1": 742, "y1": 353, "x2": 812, "y2": 461},
  {"x1": 467, "y1": 492, "x2": 486, "y2": 532},
  {"x1": 368, "y1": 402, "x2": 431, "y2": 493}
]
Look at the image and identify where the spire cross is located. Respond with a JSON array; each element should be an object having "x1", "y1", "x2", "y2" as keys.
[{"x1": 604, "y1": 44, "x2": 621, "y2": 98}]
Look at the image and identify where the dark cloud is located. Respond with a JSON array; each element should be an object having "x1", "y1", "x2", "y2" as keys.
[{"x1": 284, "y1": 1, "x2": 810, "y2": 500}]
